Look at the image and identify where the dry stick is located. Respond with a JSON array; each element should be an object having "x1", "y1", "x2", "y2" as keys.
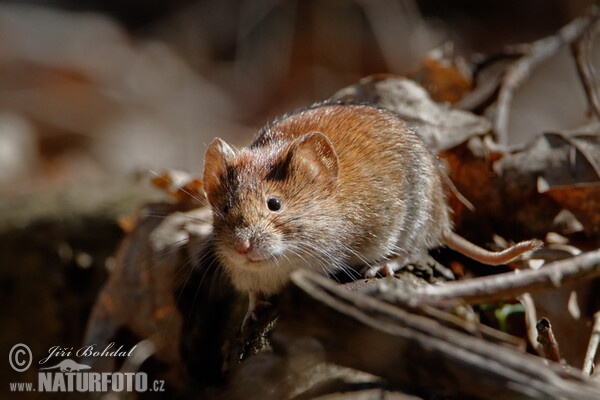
[
  {"x1": 571, "y1": 18, "x2": 600, "y2": 121},
  {"x1": 583, "y1": 311, "x2": 600, "y2": 375},
  {"x1": 519, "y1": 293, "x2": 544, "y2": 356},
  {"x1": 494, "y1": 9, "x2": 599, "y2": 145},
  {"x1": 457, "y1": 46, "x2": 528, "y2": 111},
  {"x1": 536, "y1": 317, "x2": 561, "y2": 363},
  {"x1": 416, "y1": 249, "x2": 600, "y2": 308}
]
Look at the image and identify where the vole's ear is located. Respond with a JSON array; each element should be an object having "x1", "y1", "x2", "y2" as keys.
[
  {"x1": 289, "y1": 132, "x2": 338, "y2": 189},
  {"x1": 203, "y1": 138, "x2": 235, "y2": 203}
]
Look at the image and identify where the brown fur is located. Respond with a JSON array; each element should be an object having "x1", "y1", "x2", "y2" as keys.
[{"x1": 203, "y1": 104, "x2": 452, "y2": 296}]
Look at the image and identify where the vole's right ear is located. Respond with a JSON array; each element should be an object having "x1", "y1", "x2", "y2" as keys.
[
  {"x1": 287, "y1": 132, "x2": 338, "y2": 190},
  {"x1": 203, "y1": 138, "x2": 234, "y2": 203}
]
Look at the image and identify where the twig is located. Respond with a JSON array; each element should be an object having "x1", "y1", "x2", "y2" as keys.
[
  {"x1": 570, "y1": 18, "x2": 600, "y2": 120},
  {"x1": 519, "y1": 293, "x2": 544, "y2": 356},
  {"x1": 470, "y1": 47, "x2": 527, "y2": 75},
  {"x1": 417, "y1": 249, "x2": 600, "y2": 307},
  {"x1": 536, "y1": 317, "x2": 561, "y2": 363},
  {"x1": 494, "y1": 9, "x2": 599, "y2": 145},
  {"x1": 457, "y1": 47, "x2": 526, "y2": 111},
  {"x1": 583, "y1": 311, "x2": 600, "y2": 375}
]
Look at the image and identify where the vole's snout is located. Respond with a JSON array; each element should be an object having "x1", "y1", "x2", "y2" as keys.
[
  {"x1": 230, "y1": 226, "x2": 277, "y2": 264},
  {"x1": 234, "y1": 238, "x2": 253, "y2": 255}
]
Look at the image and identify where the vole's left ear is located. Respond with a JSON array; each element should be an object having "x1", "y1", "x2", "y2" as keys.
[
  {"x1": 203, "y1": 138, "x2": 235, "y2": 204},
  {"x1": 289, "y1": 131, "x2": 338, "y2": 188}
]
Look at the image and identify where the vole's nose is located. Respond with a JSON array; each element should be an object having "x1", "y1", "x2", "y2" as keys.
[{"x1": 234, "y1": 238, "x2": 252, "y2": 254}]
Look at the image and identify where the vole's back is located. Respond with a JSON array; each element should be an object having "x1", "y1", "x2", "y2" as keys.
[{"x1": 255, "y1": 104, "x2": 451, "y2": 264}]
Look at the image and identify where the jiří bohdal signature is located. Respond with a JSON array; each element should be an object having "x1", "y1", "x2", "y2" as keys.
[{"x1": 39, "y1": 342, "x2": 137, "y2": 366}]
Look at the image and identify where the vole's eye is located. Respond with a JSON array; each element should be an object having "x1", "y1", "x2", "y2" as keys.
[
  {"x1": 223, "y1": 203, "x2": 230, "y2": 214},
  {"x1": 267, "y1": 196, "x2": 282, "y2": 212}
]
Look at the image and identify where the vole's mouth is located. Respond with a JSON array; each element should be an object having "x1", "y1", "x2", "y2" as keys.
[
  {"x1": 225, "y1": 252, "x2": 272, "y2": 268},
  {"x1": 240, "y1": 254, "x2": 281, "y2": 269},
  {"x1": 223, "y1": 245, "x2": 282, "y2": 269},
  {"x1": 240, "y1": 249, "x2": 273, "y2": 264}
]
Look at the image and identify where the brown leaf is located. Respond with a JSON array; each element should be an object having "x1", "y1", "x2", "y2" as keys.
[{"x1": 412, "y1": 46, "x2": 473, "y2": 104}]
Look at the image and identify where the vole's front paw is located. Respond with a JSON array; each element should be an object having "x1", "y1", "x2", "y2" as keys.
[
  {"x1": 241, "y1": 292, "x2": 273, "y2": 330},
  {"x1": 363, "y1": 254, "x2": 455, "y2": 282},
  {"x1": 363, "y1": 258, "x2": 403, "y2": 278},
  {"x1": 251, "y1": 299, "x2": 273, "y2": 319}
]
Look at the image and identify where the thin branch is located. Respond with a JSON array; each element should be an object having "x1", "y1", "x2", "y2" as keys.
[
  {"x1": 583, "y1": 311, "x2": 600, "y2": 375},
  {"x1": 494, "y1": 9, "x2": 599, "y2": 145},
  {"x1": 519, "y1": 293, "x2": 544, "y2": 356},
  {"x1": 570, "y1": 18, "x2": 600, "y2": 120},
  {"x1": 536, "y1": 317, "x2": 561, "y2": 363},
  {"x1": 416, "y1": 249, "x2": 600, "y2": 307}
]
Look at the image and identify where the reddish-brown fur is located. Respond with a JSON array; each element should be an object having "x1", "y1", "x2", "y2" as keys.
[{"x1": 204, "y1": 104, "x2": 451, "y2": 296}]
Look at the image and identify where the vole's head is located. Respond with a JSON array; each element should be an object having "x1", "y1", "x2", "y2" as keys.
[{"x1": 203, "y1": 131, "x2": 340, "y2": 282}]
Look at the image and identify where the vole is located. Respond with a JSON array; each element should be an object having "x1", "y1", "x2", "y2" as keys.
[{"x1": 203, "y1": 103, "x2": 542, "y2": 325}]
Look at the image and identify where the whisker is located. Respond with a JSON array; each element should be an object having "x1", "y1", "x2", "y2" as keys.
[
  {"x1": 147, "y1": 169, "x2": 206, "y2": 205},
  {"x1": 139, "y1": 212, "x2": 213, "y2": 224}
]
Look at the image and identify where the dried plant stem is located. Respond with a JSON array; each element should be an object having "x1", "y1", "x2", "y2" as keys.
[
  {"x1": 519, "y1": 293, "x2": 544, "y2": 356},
  {"x1": 536, "y1": 317, "x2": 561, "y2": 363},
  {"x1": 583, "y1": 311, "x2": 600, "y2": 375}
]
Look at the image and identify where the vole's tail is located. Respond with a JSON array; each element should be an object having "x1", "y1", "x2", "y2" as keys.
[{"x1": 443, "y1": 231, "x2": 543, "y2": 266}]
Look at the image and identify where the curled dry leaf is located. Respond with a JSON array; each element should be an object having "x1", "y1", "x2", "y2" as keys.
[{"x1": 329, "y1": 75, "x2": 491, "y2": 154}]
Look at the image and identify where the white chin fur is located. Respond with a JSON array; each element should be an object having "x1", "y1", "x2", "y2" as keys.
[
  {"x1": 225, "y1": 261, "x2": 293, "y2": 296},
  {"x1": 218, "y1": 246, "x2": 336, "y2": 296},
  {"x1": 218, "y1": 248, "x2": 288, "y2": 295}
]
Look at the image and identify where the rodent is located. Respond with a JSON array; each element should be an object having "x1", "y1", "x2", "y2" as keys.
[{"x1": 202, "y1": 103, "x2": 542, "y2": 325}]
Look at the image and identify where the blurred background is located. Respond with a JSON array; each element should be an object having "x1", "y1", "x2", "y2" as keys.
[
  {"x1": 0, "y1": 0, "x2": 598, "y2": 398},
  {"x1": 0, "y1": 0, "x2": 595, "y2": 197}
]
